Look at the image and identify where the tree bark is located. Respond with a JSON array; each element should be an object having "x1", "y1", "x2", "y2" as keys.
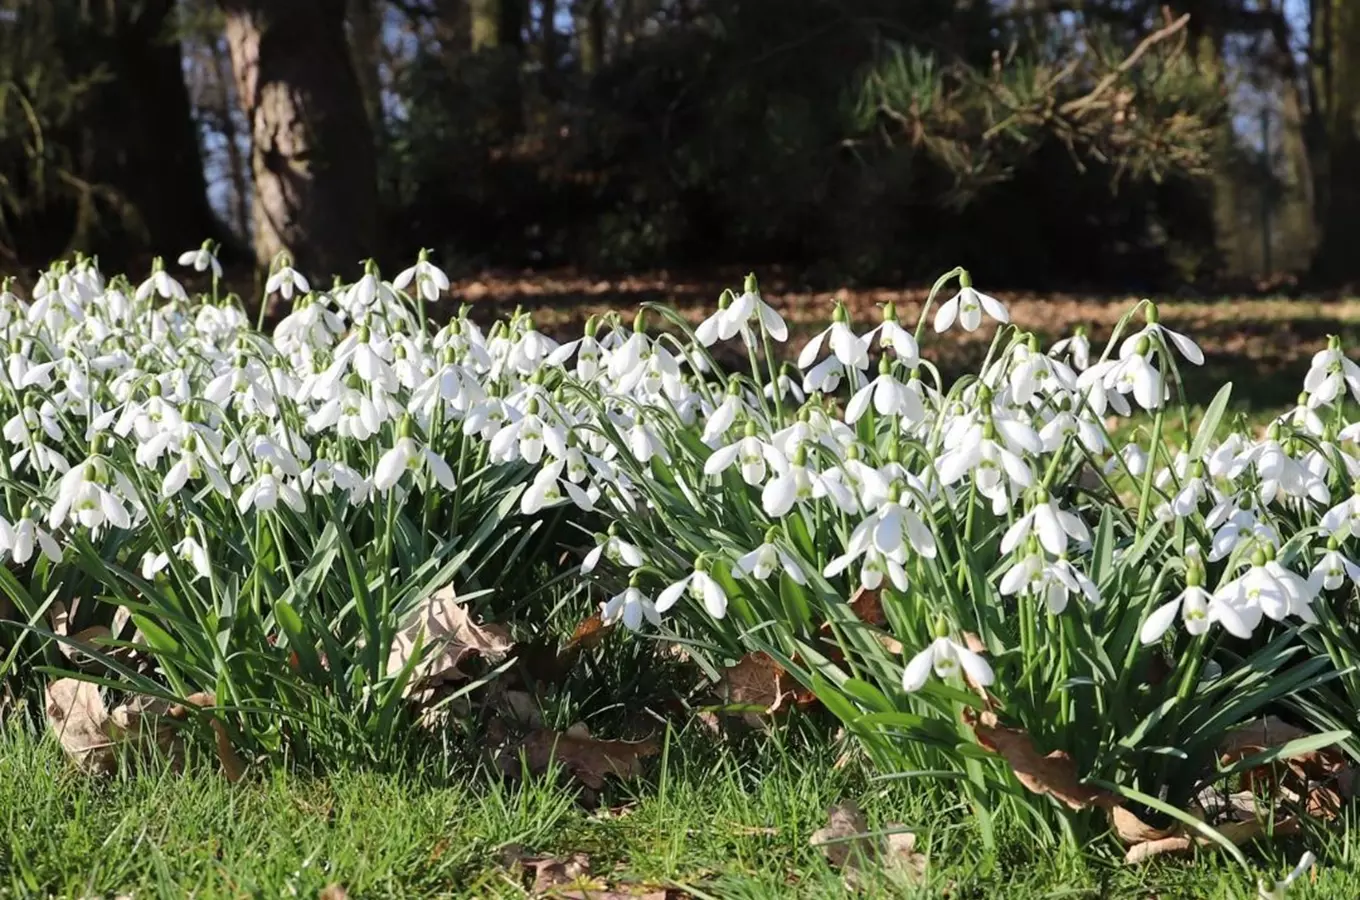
[
  {"x1": 348, "y1": 0, "x2": 387, "y2": 146},
  {"x1": 95, "y1": 0, "x2": 221, "y2": 253},
  {"x1": 1312, "y1": 0, "x2": 1360, "y2": 282},
  {"x1": 220, "y1": 0, "x2": 377, "y2": 279}
]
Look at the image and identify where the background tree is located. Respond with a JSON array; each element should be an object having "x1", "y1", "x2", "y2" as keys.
[
  {"x1": 219, "y1": 0, "x2": 377, "y2": 277},
  {"x1": 1, "y1": 0, "x2": 1356, "y2": 291}
]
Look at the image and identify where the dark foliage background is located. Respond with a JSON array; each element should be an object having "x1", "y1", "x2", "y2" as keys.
[{"x1": 0, "y1": 0, "x2": 1349, "y2": 291}]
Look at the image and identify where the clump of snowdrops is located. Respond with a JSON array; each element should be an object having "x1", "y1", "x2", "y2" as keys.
[
  {"x1": 0, "y1": 246, "x2": 572, "y2": 762},
  {"x1": 0, "y1": 246, "x2": 1356, "y2": 856},
  {"x1": 559, "y1": 269, "x2": 1360, "y2": 848}
]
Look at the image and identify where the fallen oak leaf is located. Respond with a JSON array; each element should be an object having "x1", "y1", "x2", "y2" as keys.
[
  {"x1": 45, "y1": 678, "x2": 117, "y2": 773},
  {"x1": 1218, "y1": 717, "x2": 1350, "y2": 819},
  {"x1": 714, "y1": 652, "x2": 815, "y2": 724},
  {"x1": 964, "y1": 710, "x2": 1117, "y2": 811},
  {"x1": 388, "y1": 585, "x2": 512, "y2": 696},
  {"x1": 809, "y1": 801, "x2": 926, "y2": 888},
  {"x1": 501, "y1": 724, "x2": 660, "y2": 789}
]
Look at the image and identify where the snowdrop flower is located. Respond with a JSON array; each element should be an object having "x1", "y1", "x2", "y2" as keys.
[
  {"x1": 303, "y1": 455, "x2": 371, "y2": 505},
  {"x1": 176, "y1": 241, "x2": 222, "y2": 280},
  {"x1": 655, "y1": 559, "x2": 728, "y2": 619},
  {"x1": 845, "y1": 358, "x2": 924, "y2": 424},
  {"x1": 936, "y1": 418, "x2": 1033, "y2": 514},
  {"x1": 1000, "y1": 490, "x2": 1088, "y2": 557},
  {"x1": 1138, "y1": 552, "x2": 1234, "y2": 641},
  {"x1": 1119, "y1": 303, "x2": 1203, "y2": 365},
  {"x1": 265, "y1": 254, "x2": 311, "y2": 301},
  {"x1": 902, "y1": 630, "x2": 994, "y2": 692},
  {"x1": 134, "y1": 258, "x2": 188, "y2": 303},
  {"x1": 373, "y1": 419, "x2": 457, "y2": 493},
  {"x1": 393, "y1": 249, "x2": 450, "y2": 303},
  {"x1": 580, "y1": 528, "x2": 644, "y2": 575},
  {"x1": 1309, "y1": 538, "x2": 1360, "y2": 592},
  {"x1": 0, "y1": 511, "x2": 61, "y2": 565},
  {"x1": 1002, "y1": 549, "x2": 1100, "y2": 615},
  {"x1": 723, "y1": 275, "x2": 788, "y2": 342},
  {"x1": 546, "y1": 323, "x2": 606, "y2": 380},
  {"x1": 489, "y1": 401, "x2": 565, "y2": 465},
  {"x1": 603, "y1": 577, "x2": 661, "y2": 631},
  {"x1": 1319, "y1": 487, "x2": 1360, "y2": 539},
  {"x1": 140, "y1": 536, "x2": 211, "y2": 581},
  {"x1": 704, "y1": 423, "x2": 780, "y2": 487},
  {"x1": 735, "y1": 530, "x2": 807, "y2": 584},
  {"x1": 1050, "y1": 326, "x2": 1091, "y2": 370},
  {"x1": 695, "y1": 292, "x2": 734, "y2": 347},
  {"x1": 520, "y1": 456, "x2": 596, "y2": 514},
  {"x1": 860, "y1": 300, "x2": 919, "y2": 362},
  {"x1": 625, "y1": 417, "x2": 670, "y2": 464},
  {"x1": 238, "y1": 464, "x2": 306, "y2": 515},
  {"x1": 1168, "y1": 460, "x2": 1209, "y2": 517},
  {"x1": 1215, "y1": 549, "x2": 1306, "y2": 627},
  {"x1": 1105, "y1": 339, "x2": 1165, "y2": 411},
  {"x1": 933, "y1": 274, "x2": 1008, "y2": 333},
  {"x1": 49, "y1": 458, "x2": 133, "y2": 532},
  {"x1": 997, "y1": 338, "x2": 1076, "y2": 405},
  {"x1": 1305, "y1": 336, "x2": 1360, "y2": 406},
  {"x1": 762, "y1": 446, "x2": 848, "y2": 518},
  {"x1": 798, "y1": 303, "x2": 868, "y2": 371},
  {"x1": 764, "y1": 368, "x2": 805, "y2": 404},
  {"x1": 801, "y1": 355, "x2": 845, "y2": 395},
  {"x1": 861, "y1": 485, "x2": 937, "y2": 560},
  {"x1": 701, "y1": 387, "x2": 752, "y2": 444}
]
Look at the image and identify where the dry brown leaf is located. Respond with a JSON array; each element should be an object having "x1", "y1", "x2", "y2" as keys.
[
  {"x1": 525, "y1": 851, "x2": 592, "y2": 893},
  {"x1": 170, "y1": 692, "x2": 246, "y2": 783},
  {"x1": 716, "y1": 652, "x2": 789, "y2": 715},
  {"x1": 847, "y1": 588, "x2": 886, "y2": 627},
  {"x1": 1218, "y1": 717, "x2": 1351, "y2": 820},
  {"x1": 809, "y1": 801, "x2": 926, "y2": 888},
  {"x1": 502, "y1": 725, "x2": 660, "y2": 789},
  {"x1": 50, "y1": 601, "x2": 111, "y2": 670},
  {"x1": 965, "y1": 710, "x2": 1117, "y2": 811},
  {"x1": 714, "y1": 652, "x2": 815, "y2": 723},
  {"x1": 565, "y1": 613, "x2": 612, "y2": 652},
  {"x1": 1124, "y1": 835, "x2": 1194, "y2": 865},
  {"x1": 317, "y1": 885, "x2": 349, "y2": 900},
  {"x1": 388, "y1": 585, "x2": 512, "y2": 696},
  {"x1": 810, "y1": 801, "x2": 872, "y2": 869},
  {"x1": 45, "y1": 679, "x2": 117, "y2": 773},
  {"x1": 45, "y1": 680, "x2": 246, "y2": 780},
  {"x1": 1109, "y1": 805, "x2": 1176, "y2": 845}
]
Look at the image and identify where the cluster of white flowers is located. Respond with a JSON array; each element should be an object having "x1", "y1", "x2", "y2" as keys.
[{"x1": 5, "y1": 249, "x2": 1357, "y2": 703}]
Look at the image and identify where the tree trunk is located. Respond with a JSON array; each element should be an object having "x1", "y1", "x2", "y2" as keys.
[
  {"x1": 96, "y1": 0, "x2": 221, "y2": 253},
  {"x1": 1312, "y1": 0, "x2": 1360, "y2": 282},
  {"x1": 575, "y1": 0, "x2": 606, "y2": 76},
  {"x1": 220, "y1": 0, "x2": 377, "y2": 279},
  {"x1": 471, "y1": 0, "x2": 500, "y2": 51},
  {"x1": 348, "y1": 0, "x2": 387, "y2": 146}
]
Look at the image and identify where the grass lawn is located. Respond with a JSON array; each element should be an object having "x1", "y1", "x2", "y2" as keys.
[{"x1": 2, "y1": 719, "x2": 1358, "y2": 899}]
